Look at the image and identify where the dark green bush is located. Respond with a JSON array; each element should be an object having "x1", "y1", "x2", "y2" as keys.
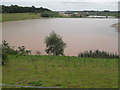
[
  {"x1": 1, "y1": 40, "x2": 32, "y2": 65},
  {"x1": 78, "y1": 50, "x2": 119, "y2": 58},
  {"x1": 2, "y1": 40, "x2": 17, "y2": 55},
  {"x1": 2, "y1": 52, "x2": 8, "y2": 65},
  {"x1": 41, "y1": 11, "x2": 60, "y2": 17}
]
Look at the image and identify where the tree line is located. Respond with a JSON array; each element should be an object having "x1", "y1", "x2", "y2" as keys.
[
  {"x1": 1, "y1": 5, "x2": 61, "y2": 17},
  {"x1": 1, "y1": 5, "x2": 52, "y2": 13}
]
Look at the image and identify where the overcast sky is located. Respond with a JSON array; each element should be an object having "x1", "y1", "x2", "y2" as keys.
[{"x1": 1, "y1": 0, "x2": 120, "y2": 11}]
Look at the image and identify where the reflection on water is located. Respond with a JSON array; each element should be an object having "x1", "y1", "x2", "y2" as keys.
[{"x1": 2, "y1": 18, "x2": 118, "y2": 56}]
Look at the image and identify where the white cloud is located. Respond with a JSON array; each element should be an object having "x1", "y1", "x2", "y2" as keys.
[
  {"x1": 1, "y1": 0, "x2": 119, "y2": 11},
  {"x1": 2, "y1": 0, "x2": 119, "y2": 2}
]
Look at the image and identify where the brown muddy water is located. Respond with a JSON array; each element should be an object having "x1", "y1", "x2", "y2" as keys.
[{"x1": 2, "y1": 18, "x2": 118, "y2": 56}]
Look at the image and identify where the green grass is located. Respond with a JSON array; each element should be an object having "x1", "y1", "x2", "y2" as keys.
[
  {"x1": 2, "y1": 55, "x2": 119, "y2": 88},
  {"x1": 0, "y1": 65, "x2": 2, "y2": 89},
  {"x1": 1, "y1": 13, "x2": 42, "y2": 22},
  {"x1": 1, "y1": 13, "x2": 116, "y2": 22},
  {"x1": 0, "y1": 13, "x2": 84, "y2": 22}
]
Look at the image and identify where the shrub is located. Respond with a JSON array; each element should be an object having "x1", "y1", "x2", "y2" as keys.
[
  {"x1": 78, "y1": 50, "x2": 119, "y2": 58},
  {"x1": 0, "y1": 44, "x2": 8, "y2": 65},
  {"x1": 41, "y1": 11, "x2": 60, "y2": 17},
  {"x1": 1, "y1": 40, "x2": 32, "y2": 65},
  {"x1": 2, "y1": 52, "x2": 8, "y2": 65},
  {"x1": 45, "y1": 31, "x2": 66, "y2": 56},
  {"x1": 2, "y1": 40, "x2": 17, "y2": 55},
  {"x1": 18, "y1": 46, "x2": 31, "y2": 55}
]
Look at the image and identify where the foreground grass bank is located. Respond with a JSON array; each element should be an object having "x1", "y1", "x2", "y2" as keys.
[
  {"x1": 2, "y1": 55, "x2": 118, "y2": 88},
  {"x1": 1, "y1": 13, "x2": 41, "y2": 22}
]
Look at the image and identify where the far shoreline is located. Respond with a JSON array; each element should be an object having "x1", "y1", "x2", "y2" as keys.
[
  {"x1": 1, "y1": 13, "x2": 118, "y2": 22},
  {"x1": 1, "y1": 17, "x2": 118, "y2": 22}
]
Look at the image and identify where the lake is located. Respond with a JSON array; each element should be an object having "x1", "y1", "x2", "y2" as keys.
[{"x1": 2, "y1": 18, "x2": 118, "y2": 56}]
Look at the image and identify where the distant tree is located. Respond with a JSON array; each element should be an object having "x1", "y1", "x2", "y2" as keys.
[
  {"x1": 41, "y1": 11, "x2": 50, "y2": 17},
  {"x1": 45, "y1": 31, "x2": 66, "y2": 56},
  {"x1": 41, "y1": 11, "x2": 60, "y2": 17}
]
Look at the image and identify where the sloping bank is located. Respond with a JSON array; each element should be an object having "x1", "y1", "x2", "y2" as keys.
[
  {"x1": 111, "y1": 23, "x2": 120, "y2": 29},
  {"x1": 1, "y1": 13, "x2": 42, "y2": 22}
]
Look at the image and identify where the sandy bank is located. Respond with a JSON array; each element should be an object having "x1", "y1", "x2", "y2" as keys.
[{"x1": 111, "y1": 23, "x2": 120, "y2": 29}]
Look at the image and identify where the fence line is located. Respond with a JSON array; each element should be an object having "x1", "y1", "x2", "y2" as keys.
[{"x1": 0, "y1": 84, "x2": 59, "y2": 88}]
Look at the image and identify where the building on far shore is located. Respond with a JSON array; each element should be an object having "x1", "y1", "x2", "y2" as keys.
[
  {"x1": 87, "y1": 15, "x2": 115, "y2": 18},
  {"x1": 59, "y1": 12, "x2": 72, "y2": 17},
  {"x1": 59, "y1": 11, "x2": 87, "y2": 17}
]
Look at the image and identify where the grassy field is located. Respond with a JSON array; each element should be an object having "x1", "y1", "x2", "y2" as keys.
[
  {"x1": 0, "y1": 65, "x2": 2, "y2": 89},
  {"x1": 1, "y1": 13, "x2": 117, "y2": 22},
  {"x1": 0, "y1": 13, "x2": 80, "y2": 22},
  {"x1": 1, "y1": 13, "x2": 42, "y2": 22},
  {"x1": 2, "y1": 55, "x2": 118, "y2": 88}
]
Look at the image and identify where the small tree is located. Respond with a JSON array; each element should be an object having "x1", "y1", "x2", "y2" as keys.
[
  {"x1": 2, "y1": 40, "x2": 18, "y2": 55},
  {"x1": 45, "y1": 31, "x2": 66, "y2": 56},
  {"x1": 1, "y1": 40, "x2": 9, "y2": 65}
]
